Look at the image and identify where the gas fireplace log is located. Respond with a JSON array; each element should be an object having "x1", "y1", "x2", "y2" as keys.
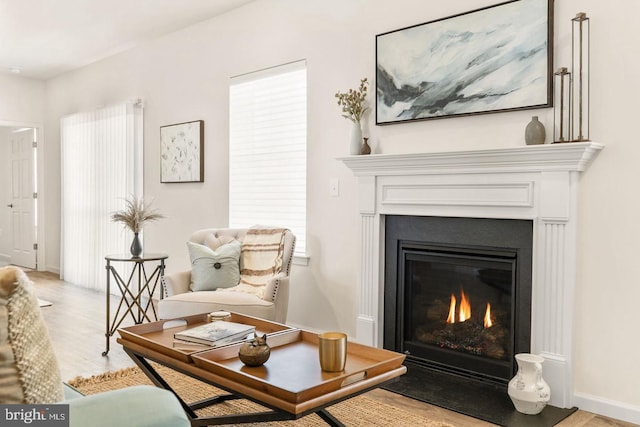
[{"x1": 414, "y1": 320, "x2": 507, "y2": 360}]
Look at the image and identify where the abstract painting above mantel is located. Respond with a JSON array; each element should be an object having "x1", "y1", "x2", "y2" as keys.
[
  {"x1": 375, "y1": 0, "x2": 554, "y2": 125},
  {"x1": 160, "y1": 120, "x2": 204, "y2": 183}
]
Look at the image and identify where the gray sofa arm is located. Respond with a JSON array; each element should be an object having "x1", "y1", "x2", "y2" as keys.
[
  {"x1": 68, "y1": 385, "x2": 189, "y2": 427},
  {"x1": 162, "y1": 271, "x2": 191, "y2": 297}
]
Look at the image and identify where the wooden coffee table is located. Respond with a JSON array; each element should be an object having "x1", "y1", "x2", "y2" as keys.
[{"x1": 117, "y1": 312, "x2": 406, "y2": 426}]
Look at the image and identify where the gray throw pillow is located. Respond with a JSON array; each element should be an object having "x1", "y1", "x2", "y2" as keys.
[{"x1": 188, "y1": 240, "x2": 241, "y2": 291}]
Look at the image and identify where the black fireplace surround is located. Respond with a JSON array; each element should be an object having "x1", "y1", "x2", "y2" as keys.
[{"x1": 384, "y1": 215, "x2": 533, "y2": 385}]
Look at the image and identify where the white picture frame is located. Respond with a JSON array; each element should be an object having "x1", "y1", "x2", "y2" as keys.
[{"x1": 160, "y1": 120, "x2": 204, "y2": 183}]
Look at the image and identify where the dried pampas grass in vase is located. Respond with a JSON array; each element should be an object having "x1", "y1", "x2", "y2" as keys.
[{"x1": 111, "y1": 195, "x2": 164, "y2": 257}]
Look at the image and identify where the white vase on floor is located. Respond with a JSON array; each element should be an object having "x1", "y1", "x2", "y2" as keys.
[
  {"x1": 349, "y1": 121, "x2": 362, "y2": 155},
  {"x1": 508, "y1": 353, "x2": 551, "y2": 415}
]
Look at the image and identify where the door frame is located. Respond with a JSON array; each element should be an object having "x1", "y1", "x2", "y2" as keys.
[{"x1": 0, "y1": 119, "x2": 45, "y2": 271}]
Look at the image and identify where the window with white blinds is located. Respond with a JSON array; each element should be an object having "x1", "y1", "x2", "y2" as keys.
[
  {"x1": 229, "y1": 61, "x2": 307, "y2": 256},
  {"x1": 60, "y1": 101, "x2": 143, "y2": 291}
]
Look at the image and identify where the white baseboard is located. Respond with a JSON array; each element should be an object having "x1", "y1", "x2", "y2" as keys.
[
  {"x1": 356, "y1": 315, "x2": 376, "y2": 346},
  {"x1": 45, "y1": 265, "x2": 60, "y2": 274},
  {"x1": 0, "y1": 254, "x2": 10, "y2": 265},
  {"x1": 573, "y1": 392, "x2": 640, "y2": 425}
]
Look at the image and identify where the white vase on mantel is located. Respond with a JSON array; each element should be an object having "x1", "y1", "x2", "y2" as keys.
[
  {"x1": 349, "y1": 121, "x2": 363, "y2": 155},
  {"x1": 508, "y1": 353, "x2": 551, "y2": 415}
]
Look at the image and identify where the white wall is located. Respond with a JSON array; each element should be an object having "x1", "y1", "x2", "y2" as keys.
[
  {"x1": 41, "y1": 0, "x2": 640, "y2": 422},
  {"x1": 0, "y1": 73, "x2": 45, "y2": 124}
]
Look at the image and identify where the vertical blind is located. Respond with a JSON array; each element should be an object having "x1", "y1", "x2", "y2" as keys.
[
  {"x1": 60, "y1": 102, "x2": 143, "y2": 291},
  {"x1": 229, "y1": 61, "x2": 307, "y2": 256}
]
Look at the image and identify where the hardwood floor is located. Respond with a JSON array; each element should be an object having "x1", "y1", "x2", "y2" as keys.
[
  {"x1": 28, "y1": 270, "x2": 635, "y2": 427},
  {"x1": 28, "y1": 270, "x2": 137, "y2": 381}
]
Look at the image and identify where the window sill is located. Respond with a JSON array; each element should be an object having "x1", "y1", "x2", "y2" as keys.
[{"x1": 293, "y1": 255, "x2": 309, "y2": 266}]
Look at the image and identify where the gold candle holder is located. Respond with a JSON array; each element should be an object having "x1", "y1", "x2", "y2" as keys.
[
  {"x1": 318, "y1": 332, "x2": 347, "y2": 372},
  {"x1": 571, "y1": 12, "x2": 590, "y2": 142},
  {"x1": 553, "y1": 67, "x2": 571, "y2": 143}
]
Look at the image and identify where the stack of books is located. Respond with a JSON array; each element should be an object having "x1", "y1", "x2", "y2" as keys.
[{"x1": 174, "y1": 320, "x2": 255, "y2": 348}]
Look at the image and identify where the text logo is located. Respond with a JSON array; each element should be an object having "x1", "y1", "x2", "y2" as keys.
[{"x1": 1, "y1": 405, "x2": 69, "y2": 426}]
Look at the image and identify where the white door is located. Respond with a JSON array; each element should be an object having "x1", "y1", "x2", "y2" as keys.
[{"x1": 10, "y1": 129, "x2": 36, "y2": 269}]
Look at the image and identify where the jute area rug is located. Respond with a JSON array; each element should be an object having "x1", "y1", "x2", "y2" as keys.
[{"x1": 68, "y1": 365, "x2": 453, "y2": 427}]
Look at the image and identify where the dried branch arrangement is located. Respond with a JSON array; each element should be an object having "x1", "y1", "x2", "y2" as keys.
[{"x1": 111, "y1": 195, "x2": 164, "y2": 233}]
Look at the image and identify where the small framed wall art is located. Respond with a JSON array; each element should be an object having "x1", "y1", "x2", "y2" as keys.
[
  {"x1": 376, "y1": 0, "x2": 554, "y2": 125},
  {"x1": 160, "y1": 120, "x2": 204, "y2": 183}
]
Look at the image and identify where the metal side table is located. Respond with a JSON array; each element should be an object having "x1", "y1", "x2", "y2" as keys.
[{"x1": 103, "y1": 253, "x2": 168, "y2": 356}]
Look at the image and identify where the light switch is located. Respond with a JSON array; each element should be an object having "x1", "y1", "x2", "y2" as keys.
[{"x1": 329, "y1": 178, "x2": 340, "y2": 197}]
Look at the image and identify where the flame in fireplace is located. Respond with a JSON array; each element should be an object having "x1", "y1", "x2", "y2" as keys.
[
  {"x1": 459, "y1": 290, "x2": 471, "y2": 322},
  {"x1": 446, "y1": 294, "x2": 456, "y2": 323},
  {"x1": 446, "y1": 290, "x2": 471, "y2": 323},
  {"x1": 484, "y1": 303, "x2": 493, "y2": 328},
  {"x1": 445, "y1": 289, "x2": 493, "y2": 328}
]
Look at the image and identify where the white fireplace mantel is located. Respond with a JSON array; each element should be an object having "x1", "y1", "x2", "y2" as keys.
[{"x1": 340, "y1": 142, "x2": 603, "y2": 409}]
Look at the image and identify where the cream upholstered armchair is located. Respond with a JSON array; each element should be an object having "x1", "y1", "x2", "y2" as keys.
[{"x1": 158, "y1": 227, "x2": 295, "y2": 323}]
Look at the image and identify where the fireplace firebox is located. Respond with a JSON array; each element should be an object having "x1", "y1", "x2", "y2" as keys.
[{"x1": 384, "y1": 215, "x2": 533, "y2": 385}]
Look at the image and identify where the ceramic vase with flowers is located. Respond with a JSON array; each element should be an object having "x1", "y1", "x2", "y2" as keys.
[
  {"x1": 111, "y1": 195, "x2": 164, "y2": 258},
  {"x1": 335, "y1": 77, "x2": 369, "y2": 155}
]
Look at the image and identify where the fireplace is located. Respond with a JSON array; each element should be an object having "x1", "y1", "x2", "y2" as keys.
[
  {"x1": 384, "y1": 215, "x2": 533, "y2": 385},
  {"x1": 340, "y1": 142, "x2": 602, "y2": 409}
]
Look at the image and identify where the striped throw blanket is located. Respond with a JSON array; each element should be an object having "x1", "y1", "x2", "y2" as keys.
[{"x1": 218, "y1": 227, "x2": 287, "y2": 299}]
